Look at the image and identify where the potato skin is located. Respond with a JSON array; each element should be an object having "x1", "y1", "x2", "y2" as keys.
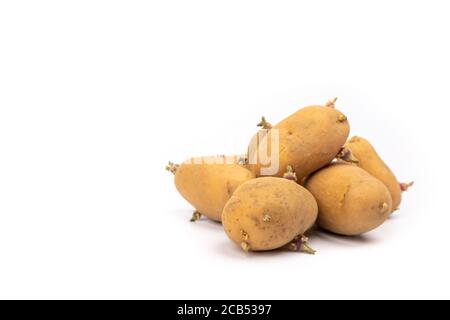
[
  {"x1": 345, "y1": 136, "x2": 402, "y2": 211},
  {"x1": 305, "y1": 163, "x2": 392, "y2": 236},
  {"x1": 222, "y1": 177, "x2": 318, "y2": 251},
  {"x1": 248, "y1": 105, "x2": 350, "y2": 180},
  {"x1": 174, "y1": 156, "x2": 254, "y2": 222}
]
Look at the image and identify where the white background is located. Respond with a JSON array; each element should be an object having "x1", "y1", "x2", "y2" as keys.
[{"x1": 0, "y1": 1, "x2": 449, "y2": 299}]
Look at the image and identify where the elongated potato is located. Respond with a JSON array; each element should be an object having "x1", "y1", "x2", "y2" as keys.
[
  {"x1": 247, "y1": 99, "x2": 349, "y2": 180},
  {"x1": 169, "y1": 156, "x2": 254, "y2": 222},
  {"x1": 222, "y1": 177, "x2": 318, "y2": 251},
  {"x1": 344, "y1": 136, "x2": 409, "y2": 211},
  {"x1": 305, "y1": 163, "x2": 392, "y2": 236}
]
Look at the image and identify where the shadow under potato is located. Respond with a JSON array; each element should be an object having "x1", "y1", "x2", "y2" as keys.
[
  {"x1": 387, "y1": 212, "x2": 402, "y2": 220},
  {"x1": 309, "y1": 226, "x2": 377, "y2": 245},
  {"x1": 216, "y1": 238, "x2": 307, "y2": 258},
  {"x1": 181, "y1": 210, "x2": 378, "y2": 253}
]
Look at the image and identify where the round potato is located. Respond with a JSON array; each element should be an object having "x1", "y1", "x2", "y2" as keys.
[
  {"x1": 345, "y1": 136, "x2": 410, "y2": 211},
  {"x1": 247, "y1": 99, "x2": 349, "y2": 180},
  {"x1": 305, "y1": 163, "x2": 392, "y2": 236},
  {"x1": 170, "y1": 156, "x2": 254, "y2": 222},
  {"x1": 222, "y1": 177, "x2": 318, "y2": 251}
]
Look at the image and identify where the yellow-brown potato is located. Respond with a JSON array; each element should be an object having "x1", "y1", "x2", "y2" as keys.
[
  {"x1": 222, "y1": 177, "x2": 318, "y2": 251},
  {"x1": 305, "y1": 163, "x2": 392, "y2": 236},
  {"x1": 247, "y1": 99, "x2": 350, "y2": 180},
  {"x1": 345, "y1": 136, "x2": 406, "y2": 211},
  {"x1": 171, "y1": 156, "x2": 254, "y2": 222}
]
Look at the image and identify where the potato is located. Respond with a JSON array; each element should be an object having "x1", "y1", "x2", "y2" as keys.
[
  {"x1": 247, "y1": 98, "x2": 350, "y2": 180},
  {"x1": 345, "y1": 136, "x2": 411, "y2": 211},
  {"x1": 222, "y1": 177, "x2": 318, "y2": 251},
  {"x1": 167, "y1": 156, "x2": 254, "y2": 222},
  {"x1": 305, "y1": 163, "x2": 392, "y2": 236}
]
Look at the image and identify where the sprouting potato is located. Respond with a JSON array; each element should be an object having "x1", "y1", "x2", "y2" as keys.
[
  {"x1": 167, "y1": 155, "x2": 254, "y2": 222},
  {"x1": 305, "y1": 163, "x2": 392, "y2": 236},
  {"x1": 247, "y1": 98, "x2": 349, "y2": 180},
  {"x1": 222, "y1": 176, "x2": 318, "y2": 251},
  {"x1": 345, "y1": 136, "x2": 412, "y2": 211}
]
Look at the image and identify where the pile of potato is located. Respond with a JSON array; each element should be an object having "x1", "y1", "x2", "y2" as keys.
[{"x1": 166, "y1": 99, "x2": 412, "y2": 253}]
